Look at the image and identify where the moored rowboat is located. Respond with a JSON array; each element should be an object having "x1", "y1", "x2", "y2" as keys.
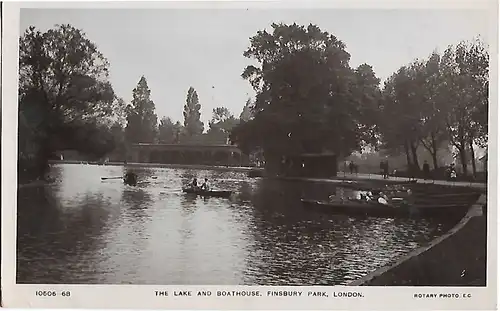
[{"x1": 300, "y1": 198, "x2": 469, "y2": 218}]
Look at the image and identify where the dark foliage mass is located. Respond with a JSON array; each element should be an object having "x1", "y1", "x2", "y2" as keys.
[
  {"x1": 18, "y1": 22, "x2": 488, "y2": 180},
  {"x1": 18, "y1": 24, "x2": 124, "y2": 179},
  {"x1": 230, "y1": 23, "x2": 488, "y2": 177},
  {"x1": 378, "y1": 39, "x2": 488, "y2": 176},
  {"x1": 230, "y1": 23, "x2": 383, "y2": 169},
  {"x1": 125, "y1": 76, "x2": 158, "y2": 144}
]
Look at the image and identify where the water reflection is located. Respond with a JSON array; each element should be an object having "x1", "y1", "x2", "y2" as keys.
[{"x1": 17, "y1": 164, "x2": 456, "y2": 285}]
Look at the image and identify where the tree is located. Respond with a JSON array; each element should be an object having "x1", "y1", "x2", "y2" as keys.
[
  {"x1": 239, "y1": 98, "x2": 254, "y2": 122},
  {"x1": 158, "y1": 117, "x2": 176, "y2": 144},
  {"x1": 207, "y1": 107, "x2": 239, "y2": 144},
  {"x1": 350, "y1": 63, "x2": 383, "y2": 149},
  {"x1": 68, "y1": 121, "x2": 117, "y2": 160},
  {"x1": 231, "y1": 23, "x2": 376, "y2": 172},
  {"x1": 417, "y1": 52, "x2": 448, "y2": 170},
  {"x1": 379, "y1": 69, "x2": 414, "y2": 169},
  {"x1": 211, "y1": 107, "x2": 232, "y2": 124},
  {"x1": 18, "y1": 24, "x2": 118, "y2": 177},
  {"x1": 440, "y1": 39, "x2": 489, "y2": 176},
  {"x1": 173, "y1": 121, "x2": 183, "y2": 144},
  {"x1": 110, "y1": 121, "x2": 126, "y2": 154},
  {"x1": 379, "y1": 60, "x2": 439, "y2": 173},
  {"x1": 378, "y1": 38, "x2": 488, "y2": 177},
  {"x1": 183, "y1": 87, "x2": 204, "y2": 138},
  {"x1": 124, "y1": 76, "x2": 158, "y2": 144}
]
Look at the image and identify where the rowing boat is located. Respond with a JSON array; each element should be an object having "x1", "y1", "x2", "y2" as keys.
[
  {"x1": 300, "y1": 198, "x2": 469, "y2": 218},
  {"x1": 123, "y1": 172, "x2": 138, "y2": 186},
  {"x1": 182, "y1": 188, "x2": 233, "y2": 198}
]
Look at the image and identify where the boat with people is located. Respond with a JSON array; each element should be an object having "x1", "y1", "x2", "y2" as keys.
[
  {"x1": 123, "y1": 171, "x2": 138, "y2": 186},
  {"x1": 182, "y1": 177, "x2": 232, "y2": 198},
  {"x1": 182, "y1": 187, "x2": 233, "y2": 198},
  {"x1": 334, "y1": 179, "x2": 417, "y2": 192},
  {"x1": 301, "y1": 188, "x2": 472, "y2": 218},
  {"x1": 301, "y1": 198, "x2": 411, "y2": 217},
  {"x1": 300, "y1": 198, "x2": 470, "y2": 218}
]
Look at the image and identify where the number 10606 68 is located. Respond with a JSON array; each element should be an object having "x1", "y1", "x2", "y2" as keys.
[{"x1": 35, "y1": 290, "x2": 71, "y2": 297}]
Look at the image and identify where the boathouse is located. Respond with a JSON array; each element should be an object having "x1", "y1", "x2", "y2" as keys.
[{"x1": 124, "y1": 143, "x2": 249, "y2": 166}]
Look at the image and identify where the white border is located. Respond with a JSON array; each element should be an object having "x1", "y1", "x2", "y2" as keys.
[{"x1": 2, "y1": 1, "x2": 498, "y2": 310}]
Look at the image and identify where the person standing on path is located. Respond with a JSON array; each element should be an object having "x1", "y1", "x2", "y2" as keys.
[
  {"x1": 423, "y1": 160, "x2": 430, "y2": 180},
  {"x1": 349, "y1": 161, "x2": 355, "y2": 174},
  {"x1": 383, "y1": 160, "x2": 389, "y2": 179}
]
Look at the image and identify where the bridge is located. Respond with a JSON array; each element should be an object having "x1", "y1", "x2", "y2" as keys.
[{"x1": 126, "y1": 143, "x2": 249, "y2": 166}]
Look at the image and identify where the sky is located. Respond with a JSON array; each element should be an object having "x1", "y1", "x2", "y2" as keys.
[{"x1": 20, "y1": 8, "x2": 491, "y2": 127}]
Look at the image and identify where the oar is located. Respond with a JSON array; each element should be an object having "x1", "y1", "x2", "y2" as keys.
[{"x1": 101, "y1": 176, "x2": 123, "y2": 180}]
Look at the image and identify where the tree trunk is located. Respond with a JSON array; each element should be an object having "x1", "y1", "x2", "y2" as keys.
[
  {"x1": 431, "y1": 152, "x2": 439, "y2": 171},
  {"x1": 458, "y1": 145, "x2": 468, "y2": 176},
  {"x1": 430, "y1": 133, "x2": 439, "y2": 170},
  {"x1": 404, "y1": 141, "x2": 412, "y2": 168},
  {"x1": 421, "y1": 132, "x2": 440, "y2": 170},
  {"x1": 469, "y1": 139, "x2": 477, "y2": 178},
  {"x1": 410, "y1": 141, "x2": 420, "y2": 172}
]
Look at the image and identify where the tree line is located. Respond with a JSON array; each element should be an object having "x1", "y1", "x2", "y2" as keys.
[
  {"x1": 121, "y1": 81, "x2": 245, "y2": 146},
  {"x1": 17, "y1": 24, "x2": 249, "y2": 181},
  {"x1": 17, "y1": 23, "x2": 488, "y2": 181},
  {"x1": 230, "y1": 23, "x2": 488, "y2": 178}
]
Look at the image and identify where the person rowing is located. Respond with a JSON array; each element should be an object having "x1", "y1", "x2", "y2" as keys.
[
  {"x1": 124, "y1": 171, "x2": 138, "y2": 185},
  {"x1": 189, "y1": 178, "x2": 199, "y2": 190},
  {"x1": 200, "y1": 178, "x2": 210, "y2": 191}
]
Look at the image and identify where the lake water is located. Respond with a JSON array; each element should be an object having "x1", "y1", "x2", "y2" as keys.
[{"x1": 17, "y1": 164, "x2": 455, "y2": 285}]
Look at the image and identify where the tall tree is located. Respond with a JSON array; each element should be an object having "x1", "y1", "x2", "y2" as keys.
[
  {"x1": 18, "y1": 24, "x2": 118, "y2": 177},
  {"x1": 441, "y1": 39, "x2": 489, "y2": 176},
  {"x1": 183, "y1": 87, "x2": 204, "y2": 137},
  {"x1": 379, "y1": 62, "x2": 430, "y2": 172},
  {"x1": 378, "y1": 38, "x2": 488, "y2": 177},
  {"x1": 231, "y1": 23, "x2": 376, "y2": 171},
  {"x1": 418, "y1": 52, "x2": 448, "y2": 170},
  {"x1": 379, "y1": 69, "x2": 415, "y2": 169},
  {"x1": 350, "y1": 63, "x2": 383, "y2": 149},
  {"x1": 125, "y1": 76, "x2": 158, "y2": 144}
]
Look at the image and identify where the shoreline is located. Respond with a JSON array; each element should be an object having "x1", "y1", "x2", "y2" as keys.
[
  {"x1": 47, "y1": 160, "x2": 487, "y2": 189},
  {"x1": 47, "y1": 160, "x2": 258, "y2": 173},
  {"x1": 349, "y1": 194, "x2": 487, "y2": 286}
]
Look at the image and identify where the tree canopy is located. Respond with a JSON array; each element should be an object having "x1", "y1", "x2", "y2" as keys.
[
  {"x1": 230, "y1": 23, "x2": 381, "y2": 169},
  {"x1": 206, "y1": 107, "x2": 239, "y2": 144},
  {"x1": 18, "y1": 22, "x2": 488, "y2": 179},
  {"x1": 377, "y1": 38, "x2": 489, "y2": 176},
  {"x1": 18, "y1": 24, "x2": 122, "y2": 176},
  {"x1": 183, "y1": 87, "x2": 204, "y2": 138},
  {"x1": 158, "y1": 117, "x2": 176, "y2": 144},
  {"x1": 124, "y1": 76, "x2": 158, "y2": 144}
]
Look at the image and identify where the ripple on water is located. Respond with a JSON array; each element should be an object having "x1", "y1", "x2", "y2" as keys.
[{"x1": 17, "y1": 164, "x2": 457, "y2": 285}]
